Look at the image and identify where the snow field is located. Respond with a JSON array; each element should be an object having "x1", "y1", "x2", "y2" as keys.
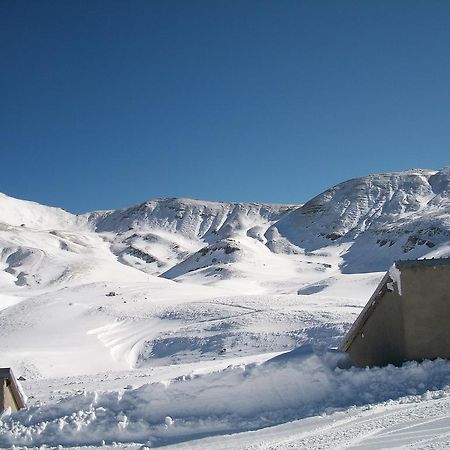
[
  {"x1": 0, "y1": 270, "x2": 379, "y2": 379},
  {"x1": 0, "y1": 168, "x2": 450, "y2": 448}
]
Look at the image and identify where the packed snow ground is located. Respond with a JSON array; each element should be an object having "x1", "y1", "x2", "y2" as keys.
[{"x1": 1, "y1": 168, "x2": 450, "y2": 448}]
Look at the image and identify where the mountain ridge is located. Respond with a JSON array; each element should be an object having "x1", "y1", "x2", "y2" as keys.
[{"x1": 0, "y1": 167, "x2": 449, "y2": 287}]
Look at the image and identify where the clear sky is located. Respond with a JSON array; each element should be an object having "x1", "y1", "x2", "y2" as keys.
[{"x1": 1, "y1": 1, "x2": 449, "y2": 213}]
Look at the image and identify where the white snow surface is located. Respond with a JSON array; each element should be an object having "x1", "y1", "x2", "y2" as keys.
[
  {"x1": 388, "y1": 263, "x2": 403, "y2": 296},
  {"x1": 4, "y1": 349, "x2": 450, "y2": 448},
  {"x1": 1, "y1": 167, "x2": 450, "y2": 448}
]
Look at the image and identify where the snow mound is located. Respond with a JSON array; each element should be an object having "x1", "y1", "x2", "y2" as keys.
[{"x1": 3, "y1": 347, "x2": 450, "y2": 447}]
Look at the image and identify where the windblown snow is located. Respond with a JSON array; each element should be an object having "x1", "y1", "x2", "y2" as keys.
[{"x1": 1, "y1": 168, "x2": 450, "y2": 449}]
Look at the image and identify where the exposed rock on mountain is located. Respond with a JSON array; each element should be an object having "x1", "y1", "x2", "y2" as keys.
[
  {"x1": 90, "y1": 199, "x2": 295, "y2": 276},
  {"x1": 272, "y1": 168, "x2": 450, "y2": 272},
  {"x1": 0, "y1": 168, "x2": 449, "y2": 285}
]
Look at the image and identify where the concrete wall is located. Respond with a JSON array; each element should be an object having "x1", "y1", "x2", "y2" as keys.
[
  {"x1": 344, "y1": 262, "x2": 450, "y2": 368},
  {"x1": 0, "y1": 378, "x2": 20, "y2": 412},
  {"x1": 402, "y1": 264, "x2": 450, "y2": 361}
]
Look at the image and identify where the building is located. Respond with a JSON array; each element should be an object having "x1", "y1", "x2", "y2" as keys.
[
  {"x1": 340, "y1": 258, "x2": 450, "y2": 368},
  {"x1": 0, "y1": 368, "x2": 26, "y2": 412}
]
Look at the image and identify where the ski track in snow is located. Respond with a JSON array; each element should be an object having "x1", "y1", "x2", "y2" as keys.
[{"x1": 174, "y1": 397, "x2": 450, "y2": 450}]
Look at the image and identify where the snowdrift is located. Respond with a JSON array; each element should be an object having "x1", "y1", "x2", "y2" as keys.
[{"x1": 3, "y1": 347, "x2": 450, "y2": 447}]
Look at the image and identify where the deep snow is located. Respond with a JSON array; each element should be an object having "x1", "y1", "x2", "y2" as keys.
[{"x1": 3, "y1": 348, "x2": 450, "y2": 448}]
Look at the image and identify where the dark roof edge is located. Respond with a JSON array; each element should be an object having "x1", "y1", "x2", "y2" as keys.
[
  {"x1": 339, "y1": 272, "x2": 391, "y2": 352},
  {"x1": 395, "y1": 257, "x2": 450, "y2": 269}
]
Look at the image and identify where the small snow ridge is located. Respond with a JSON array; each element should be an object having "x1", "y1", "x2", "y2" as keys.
[
  {"x1": 297, "y1": 283, "x2": 328, "y2": 295},
  {"x1": 88, "y1": 318, "x2": 183, "y2": 368},
  {"x1": 3, "y1": 346, "x2": 450, "y2": 447},
  {"x1": 389, "y1": 263, "x2": 402, "y2": 295}
]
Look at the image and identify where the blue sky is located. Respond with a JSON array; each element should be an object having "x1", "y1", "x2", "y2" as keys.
[{"x1": 1, "y1": 1, "x2": 449, "y2": 213}]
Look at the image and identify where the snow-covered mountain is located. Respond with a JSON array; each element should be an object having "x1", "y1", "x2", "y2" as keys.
[
  {"x1": 271, "y1": 167, "x2": 450, "y2": 272},
  {"x1": 1, "y1": 167, "x2": 449, "y2": 289},
  {"x1": 88, "y1": 198, "x2": 296, "y2": 278},
  {"x1": 87, "y1": 167, "x2": 450, "y2": 279}
]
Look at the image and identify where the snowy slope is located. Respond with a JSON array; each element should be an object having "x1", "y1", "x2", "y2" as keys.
[
  {"x1": 0, "y1": 221, "x2": 148, "y2": 290},
  {"x1": 0, "y1": 192, "x2": 84, "y2": 230}
]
